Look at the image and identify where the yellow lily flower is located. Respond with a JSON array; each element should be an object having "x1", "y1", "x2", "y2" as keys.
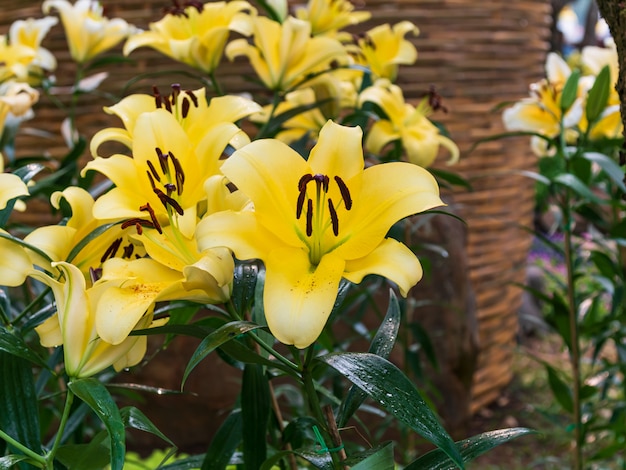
[
  {"x1": 0, "y1": 81, "x2": 40, "y2": 133},
  {"x1": 32, "y1": 261, "x2": 167, "y2": 378},
  {"x1": 0, "y1": 171, "x2": 29, "y2": 212},
  {"x1": 0, "y1": 35, "x2": 37, "y2": 83},
  {"x1": 23, "y1": 186, "x2": 145, "y2": 278},
  {"x1": 359, "y1": 80, "x2": 459, "y2": 167},
  {"x1": 8, "y1": 16, "x2": 58, "y2": 81},
  {"x1": 358, "y1": 21, "x2": 419, "y2": 81},
  {"x1": 295, "y1": 0, "x2": 371, "y2": 37},
  {"x1": 197, "y1": 120, "x2": 443, "y2": 348},
  {"x1": 0, "y1": 229, "x2": 32, "y2": 286},
  {"x1": 124, "y1": 1, "x2": 256, "y2": 74},
  {"x1": 90, "y1": 86, "x2": 260, "y2": 158},
  {"x1": 225, "y1": 16, "x2": 348, "y2": 91},
  {"x1": 42, "y1": 0, "x2": 135, "y2": 63},
  {"x1": 502, "y1": 52, "x2": 584, "y2": 154},
  {"x1": 251, "y1": 87, "x2": 328, "y2": 143}
]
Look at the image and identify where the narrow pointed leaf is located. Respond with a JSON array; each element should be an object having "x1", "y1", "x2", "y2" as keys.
[
  {"x1": 0, "y1": 326, "x2": 48, "y2": 368},
  {"x1": 319, "y1": 352, "x2": 463, "y2": 468},
  {"x1": 405, "y1": 427, "x2": 536, "y2": 469},
  {"x1": 202, "y1": 409, "x2": 242, "y2": 470},
  {"x1": 350, "y1": 441, "x2": 395, "y2": 470},
  {"x1": 581, "y1": 151, "x2": 626, "y2": 192},
  {"x1": 242, "y1": 364, "x2": 270, "y2": 469},
  {"x1": 337, "y1": 291, "x2": 401, "y2": 427},
  {"x1": 545, "y1": 364, "x2": 573, "y2": 413},
  {"x1": 182, "y1": 321, "x2": 264, "y2": 387},
  {"x1": 0, "y1": 352, "x2": 42, "y2": 458},
  {"x1": 585, "y1": 65, "x2": 611, "y2": 122},
  {"x1": 554, "y1": 173, "x2": 605, "y2": 204},
  {"x1": 69, "y1": 378, "x2": 125, "y2": 470},
  {"x1": 120, "y1": 406, "x2": 174, "y2": 447},
  {"x1": 560, "y1": 69, "x2": 580, "y2": 112},
  {"x1": 260, "y1": 449, "x2": 333, "y2": 470}
]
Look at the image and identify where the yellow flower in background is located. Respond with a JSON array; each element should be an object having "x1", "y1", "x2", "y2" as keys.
[
  {"x1": 357, "y1": 21, "x2": 419, "y2": 81},
  {"x1": 32, "y1": 261, "x2": 168, "y2": 378},
  {"x1": 84, "y1": 92, "x2": 259, "y2": 238},
  {"x1": 502, "y1": 52, "x2": 583, "y2": 154},
  {"x1": 226, "y1": 16, "x2": 348, "y2": 91},
  {"x1": 42, "y1": 0, "x2": 135, "y2": 63},
  {"x1": 124, "y1": 1, "x2": 256, "y2": 74},
  {"x1": 252, "y1": 87, "x2": 327, "y2": 143},
  {"x1": 9, "y1": 16, "x2": 58, "y2": 80},
  {"x1": 0, "y1": 81, "x2": 40, "y2": 131},
  {"x1": 295, "y1": 0, "x2": 371, "y2": 37},
  {"x1": 360, "y1": 80, "x2": 459, "y2": 167},
  {"x1": 197, "y1": 120, "x2": 443, "y2": 348},
  {"x1": 0, "y1": 36, "x2": 37, "y2": 83}
]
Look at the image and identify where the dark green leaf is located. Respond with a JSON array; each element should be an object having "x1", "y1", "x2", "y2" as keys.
[
  {"x1": 545, "y1": 364, "x2": 573, "y2": 413},
  {"x1": 242, "y1": 365, "x2": 270, "y2": 469},
  {"x1": 182, "y1": 321, "x2": 264, "y2": 387},
  {"x1": 581, "y1": 151, "x2": 626, "y2": 192},
  {"x1": 560, "y1": 69, "x2": 581, "y2": 112},
  {"x1": 429, "y1": 168, "x2": 472, "y2": 190},
  {"x1": 162, "y1": 454, "x2": 207, "y2": 469},
  {"x1": 350, "y1": 441, "x2": 395, "y2": 469},
  {"x1": 202, "y1": 409, "x2": 242, "y2": 470},
  {"x1": 231, "y1": 261, "x2": 260, "y2": 315},
  {"x1": 405, "y1": 427, "x2": 536, "y2": 469},
  {"x1": 55, "y1": 432, "x2": 110, "y2": 470},
  {"x1": 0, "y1": 326, "x2": 48, "y2": 368},
  {"x1": 0, "y1": 352, "x2": 42, "y2": 458},
  {"x1": 260, "y1": 449, "x2": 333, "y2": 470},
  {"x1": 69, "y1": 378, "x2": 125, "y2": 470},
  {"x1": 120, "y1": 406, "x2": 174, "y2": 447},
  {"x1": 589, "y1": 250, "x2": 617, "y2": 279},
  {"x1": 218, "y1": 339, "x2": 296, "y2": 376},
  {"x1": 319, "y1": 352, "x2": 464, "y2": 468},
  {"x1": 585, "y1": 65, "x2": 611, "y2": 123},
  {"x1": 337, "y1": 291, "x2": 401, "y2": 427},
  {"x1": 554, "y1": 173, "x2": 605, "y2": 204}
]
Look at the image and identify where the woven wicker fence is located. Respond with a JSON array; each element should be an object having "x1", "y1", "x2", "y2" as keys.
[{"x1": 1, "y1": 0, "x2": 551, "y2": 416}]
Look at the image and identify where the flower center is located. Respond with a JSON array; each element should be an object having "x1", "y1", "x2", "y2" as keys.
[
  {"x1": 153, "y1": 84, "x2": 199, "y2": 122},
  {"x1": 296, "y1": 173, "x2": 352, "y2": 265}
]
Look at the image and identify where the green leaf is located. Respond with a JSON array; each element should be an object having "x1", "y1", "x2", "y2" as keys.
[
  {"x1": 0, "y1": 326, "x2": 48, "y2": 368},
  {"x1": 585, "y1": 65, "x2": 611, "y2": 123},
  {"x1": 405, "y1": 427, "x2": 536, "y2": 469},
  {"x1": 162, "y1": 454, "x2": 207, "y2": 469},
  {"x1": 260, "y1": 449, "x2": 333, "y2": 470},
  {"x1": 429, "y1": 168, "x2": 472, "y2": 190},
  {"x1": 560, "y1": 69, "x2": 580, "y2": 112},
  {"x1": 69, "y1": 378, "x2": 125, "y2": 470},
  {"x1": 337, "y1": 290, "x2": 401, "y2": 427},
  {"x1": 0, "y1": 351, "x2": 42, "y2": 458},
  {"x1": 545, "y1": 364, "x2": 573, "y2": 413},
  {"x1": 350, "y1": 441, "x2": 395, "y2": 469},
  {"x1": 554, "y1": 173, "x2": 605, "y2": 204},
  {"x1": 589, "y1": 250, "x2": 617, "y2": 279},
  {"x1": 231, "y1": 261, "x2": 260, "y2": 315},
  {"x1": 0, "y1": 455, "x2": 30, "y2": 469},
  {"x1": 202, "y1": 409, "x2": 242, "y2": 470},
  {"x1": 319, "y1": 352, "x2": 464, "y2": 469},
  {"x1": 120, "y1": 406, "x2": 174, "y2": 448},
  {"x1": 55, "y1": 432, "x2": 110, "y2": 470},
  {"x1": 182, "y1": 321, "x2": 264, "y2": 387},
  {"x1": 241, "y1": 364, "x2": 270, "y2": 470},
  {"x1": 581, "y1": 151, "x2": 626, "y2": 192}
]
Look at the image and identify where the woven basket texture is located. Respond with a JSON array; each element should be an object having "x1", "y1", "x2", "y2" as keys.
[{"x1": 1, "y1": 0, "x2": 551, "y2": 413}]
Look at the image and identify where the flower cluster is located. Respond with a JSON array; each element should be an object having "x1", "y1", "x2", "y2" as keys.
[
  {"x1": 0, "y1": 0, "x2": 457, "y2": 378},
  {"x1": 503, "y1": 40, "x2": 621, "y2": 155}
]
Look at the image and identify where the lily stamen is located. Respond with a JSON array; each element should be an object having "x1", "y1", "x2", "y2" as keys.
[
  {"x1": 334, "y1": 175, "x2": 352, "y2": 210},
  {"x1": 100, "y1": 237, "x2": 122, "y2": 263},
  {"x1": 306, "y1": 199, "x2": 313, "y2": 237},
  {"x1": 147, "y1": 160, "x2": 161, "y2": 182},
  {"x1": 140, "y1": 203, "x2": 163, "y2": 232},
  {"x1": 328, "y1": 198, "x2": 339, "y2": 236}
]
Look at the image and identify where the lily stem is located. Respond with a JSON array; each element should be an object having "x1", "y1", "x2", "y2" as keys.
[
  {"x1": 0, "y1": 428, "x2": 46, "y2": 467},
  {"x1": 45, "y1": 388, "x2": 75, "y2": 468}
]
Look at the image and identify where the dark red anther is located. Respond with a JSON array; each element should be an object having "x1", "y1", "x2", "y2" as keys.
[
  {"x1": 121, "y1": 218, "x2": 155, "y2": 235},
  {"x1": 298, "y1": 173, "x2": 313, "y2": 192},
  {"x1": 181, "y1": 97, "x2": 190, "y2": 118},
  {"x1": 153, "y1": 85, "x2": 162, "y2": 108},
  {"x1": 122, "y1": 243, "x2": 135, "y2": 259},
  {"x1": 100, "y1": 237, "x2": 122, "y2": 263},
  {"x1": 184, "y1": 89, "x2": 199, "y2": 107},
  {"x1": 296, "y1": 189, "x2": 306, "y2": 219},
  {"x1": 170, "y1": 152, "x2": 185, "y2": 195},
  {"x1": 306, "y1": 199, "x2": 313, "y2": 237},
  {"x1": 155, "y1": 147, "x2": 169, "y2": 174},
  {"x1": 147, "y1": 160, "x2": 161, "y2": 182},
  {"x1": 334, "y1": 176, "x2": 352, "y2": 210},
  {"x1": 140, "y1": 203, "x2": 163, "y2": 233},
  {"x1": 328, "y1": 199, "x2": 339, "y2": 236},
  {"x1": 153, "y1": 188, "x2": 184, "y2": 216}
]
